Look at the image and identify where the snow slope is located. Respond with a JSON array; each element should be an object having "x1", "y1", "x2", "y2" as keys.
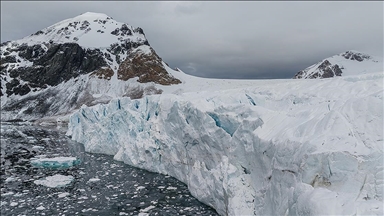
[
  {"x1": 294, "y1": 50, "x2": 383, "y2": 79},
  {"x1": 11, "y1": 12, "x2": 147, "y2": 49},
  {"x1": 67, "y1": 72, "x2": 383, "y2": 215}
]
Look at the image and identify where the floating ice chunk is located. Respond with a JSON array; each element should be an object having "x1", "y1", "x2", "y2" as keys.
[
  {"x1": 136, "y1": 186, "x2": 145, "y2": 190},
  {"x1": 5, "y1": 177, "x2": 16, "y2": 182},
  {"x1": 87, "y1": 178, "x2": 100, "y2": 183},
  {"x1": 36, "y1": 206, "x2": 45, "y2": 210},
  {"x1": 14, "y1": 192, "x2": 23, "y2": 197},
  {"x1": 140, "y1": 205, "x2": 155, "y2": 213},
  {"x1": 57, "y1": 192, "x2": 70, "y2": 198},
  {"x1": 30, "y1": 156, "x2": 80, "y2": 169},
  {"x1": 1, "y1": 192, "x2": 14, "y2": 196},
  {"x1": 34, "y1": 174, "x2": 74, "y2": 188},
  {"x1": 166, "y1": 186, "x2": 177, "y2": 190},
  {"x1": 10, "y1": 202, "x2": 18, "y2": 207}
]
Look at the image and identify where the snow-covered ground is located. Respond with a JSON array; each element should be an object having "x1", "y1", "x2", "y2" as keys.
[{"x1": 67, "y1": 71, "x2": 384, "y2": 215}]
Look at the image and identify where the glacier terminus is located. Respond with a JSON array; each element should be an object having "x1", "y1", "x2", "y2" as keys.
[{"x1": 67, "y1": 72, "x2": 383, "y2": 215}]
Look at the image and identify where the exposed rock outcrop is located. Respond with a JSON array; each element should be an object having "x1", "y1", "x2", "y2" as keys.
[
  {"x1": 1, "y1": 43, "x2": 108, "y2": 96},
  {"x1": 295, "y1": 60, "x2": 342, "y2": 79},
  {"x1": 118, "y1": 47, "x2": 181, "y2": 85},
  {"x1": 341, "y1": 51, "x2": 372, "y2": 62}
]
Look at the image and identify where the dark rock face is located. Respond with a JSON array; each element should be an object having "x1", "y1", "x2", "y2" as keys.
[
  {"x1": 308, "y1": 60, "x2": 342, "y2": 79},
  {"x1": 1, "y1": 43, "x2": 108, "y2": 96},
  {"x1": 293, "y1": 70, "x2": 305, "y2": 79},
  {"x1": 18, "y1": 44, "x2": 46, "y2": 60},
  {"x1": 313, "y1": 60, "x2": 337, "y2": 78},
  {"x1": 317, "y1": 65, "x2": 342, "y2": 78},
  {"x1": 111, "y1": 24, "x2": 133, "y2": 37},
  {"x1": 133, "y1": 27, "x2": 145, "y2": 36},
  {"x1": 1, "y1": 55, "x2": 17, "y2": 64},
  {"x1": 107, "y1": 41, "x2": 150, "y2": 56},
  {"x1": 342, "y1": 51, "x2": 370, "y2": 62},
  {"x1": 294, "y1": 60, "x2": 343, "y2": 79},
  {"x1": 118, "y1": 49, "x2": 181, "y2": 85}
]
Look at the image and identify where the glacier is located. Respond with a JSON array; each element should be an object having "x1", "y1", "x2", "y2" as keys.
[{"x1": 67, "y1": 72, "x2": 383, "y2": 215}]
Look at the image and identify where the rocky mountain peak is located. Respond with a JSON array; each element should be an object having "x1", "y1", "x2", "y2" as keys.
[
  {"x1": 293, "y1": 50, "x2": 382, "y2": 79},
  {"x1": 1, "y1": 13, "x2": 181, "y2": 121},
  {"x1": 341, "y1": 50, "x2": 373, "y2": 62},
  {"x1": 7, "y1": 12, "x2": 148, "y2": 49}
]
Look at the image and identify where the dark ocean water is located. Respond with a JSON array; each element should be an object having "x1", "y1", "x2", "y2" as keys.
[{"x1": 0, "y1": 122, "x2": 218, "y2": 216}]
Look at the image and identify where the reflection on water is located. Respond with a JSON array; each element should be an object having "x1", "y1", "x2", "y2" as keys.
[{"x1": 0, "y1": 122, "x2": 218, "y2": 215}]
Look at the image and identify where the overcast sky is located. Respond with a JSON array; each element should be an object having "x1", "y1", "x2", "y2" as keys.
[{"x1": 1, "y1": 1, "x2": 383, "y2": 79}]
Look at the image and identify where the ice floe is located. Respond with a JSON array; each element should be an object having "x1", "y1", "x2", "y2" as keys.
[
  {"x1": 30, "y1": 156, "x2": 80, "y2": 169},
  {"x1": 34, "y1": 174, "x2": 74, "y2": 188}
]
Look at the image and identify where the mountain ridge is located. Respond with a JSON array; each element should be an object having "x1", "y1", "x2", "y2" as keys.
[{"x1": 293, "y1": 50, "x2": 382, "y2": 79}]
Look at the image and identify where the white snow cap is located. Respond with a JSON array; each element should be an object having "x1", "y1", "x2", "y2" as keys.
[
  {"x1": 296, "y1": 50, "x2": 383, "y2": 78},
  {"x1": 13, "y1": 12, "x2": 147, "y2": 49},
  {"x1": 74, "y1": 12, "x2": 111, "y2": 19}
]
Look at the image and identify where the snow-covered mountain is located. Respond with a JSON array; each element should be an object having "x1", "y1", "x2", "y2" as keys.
[
  {"x1": 1, "y1": 12, "x2": 181, "y2": 122},
  {"x1": 293, "y1": 50, "x2": 383, "y2": 79}
]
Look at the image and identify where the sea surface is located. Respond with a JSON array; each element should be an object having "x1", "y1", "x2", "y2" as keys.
[{"x1": 0, "y1": 122, "x2": 218, "y2": 216}]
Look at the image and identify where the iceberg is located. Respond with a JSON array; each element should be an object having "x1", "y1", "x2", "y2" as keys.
[
  {"x1": 30, "y1": 156, "x2": 80, "y2": 169},
  {"x1": 67, "y1": 72, "x2": 383, "y2": 215},
  {"x1": 34, "y1": 174, "x2": 74, "y2": 188}
]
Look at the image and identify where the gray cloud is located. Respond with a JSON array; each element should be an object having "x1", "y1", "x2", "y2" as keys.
[{"x1": 1, "y1": 1, "x2": 382, "y2": 79}]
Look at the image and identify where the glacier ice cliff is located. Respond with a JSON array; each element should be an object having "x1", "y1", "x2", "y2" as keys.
[{"x1": 67, "y1": 73, "x2": 383, "y2": 215}]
